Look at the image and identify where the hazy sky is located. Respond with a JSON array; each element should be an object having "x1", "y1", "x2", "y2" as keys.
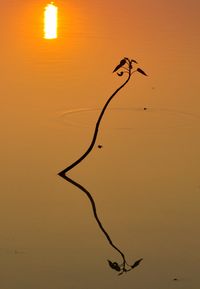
[{"x1": 1, "y1": 1, "x2": 200, "y2": 289}]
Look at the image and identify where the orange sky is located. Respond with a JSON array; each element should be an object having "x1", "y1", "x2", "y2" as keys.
[{"x1": 1, "y1": 1, "x2": 200, "y2": 288}]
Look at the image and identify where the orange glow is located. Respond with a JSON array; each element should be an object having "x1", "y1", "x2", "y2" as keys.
[{"x1": 44, "y1": 2, "x2": 58, "y2": 39}]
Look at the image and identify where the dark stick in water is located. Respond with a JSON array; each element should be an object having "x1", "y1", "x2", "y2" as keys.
[{"x1": 58, "y1": 57, "x2": 147, "y2": 275}]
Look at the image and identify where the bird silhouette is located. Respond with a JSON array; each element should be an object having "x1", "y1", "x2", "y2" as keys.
[
  {"x1": 98, "y1": 145, "x2": 103, "y2": 149},
  {"x1": 113, "y1": 58, "x2": 127, "y2": 73}
]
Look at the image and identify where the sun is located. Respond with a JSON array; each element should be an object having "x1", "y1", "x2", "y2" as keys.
[{"x1": 44, "y1": 2, "x2": 58, "y2": 39}]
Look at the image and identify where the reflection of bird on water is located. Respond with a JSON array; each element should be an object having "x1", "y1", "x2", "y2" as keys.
[{"x1": 113, "y1": 58, "x2": 127, "y2": 73}]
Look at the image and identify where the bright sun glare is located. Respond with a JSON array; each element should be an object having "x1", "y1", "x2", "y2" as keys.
[{"x1": 44, "y1": 2, "x2": 58, "y2": 39}]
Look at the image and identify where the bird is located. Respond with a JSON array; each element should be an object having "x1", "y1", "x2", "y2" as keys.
[
  {"x1": 98, "y1": 145, "x2": 103, "y2": 149},
  {"x1": 113, "y1": 58, "x2": 127, "y2": 73}
]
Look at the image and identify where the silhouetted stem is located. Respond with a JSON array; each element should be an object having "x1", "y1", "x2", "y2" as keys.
[
  {"x1": 58, "y1": 73, "x2": 131, "y2": 175},
  {"x1": 58, "y1": 71, "x2": 131, "y2": 268}
]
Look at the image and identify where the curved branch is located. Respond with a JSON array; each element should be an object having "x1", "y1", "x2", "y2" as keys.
[
  {"x1": 58, "y1": 73, "x2": 131, "y2": 177},
  {"x1": 63, "y1": 174, "x2": 126, "y2": 263},
  {"x1": 58, "y1": 73, "x2": 130, "y2": 265},
  {"x1": 58, "y1": 58, "x2": 145, "y2": 274}
]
